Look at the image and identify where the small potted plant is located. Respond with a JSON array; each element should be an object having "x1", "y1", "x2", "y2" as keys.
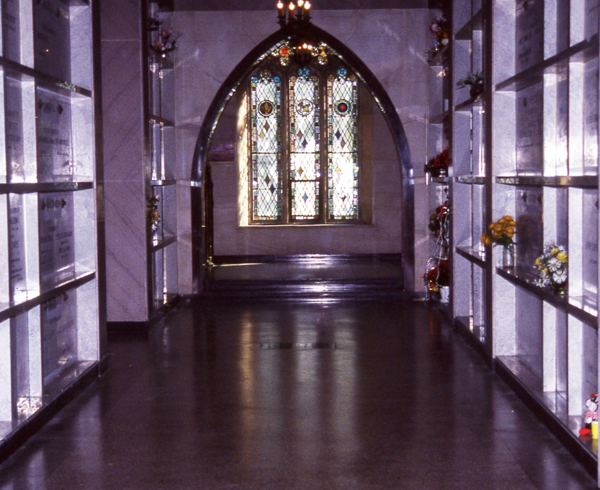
[{"x1": 457, "y1": 71, "x2": 484, "y2": 99}]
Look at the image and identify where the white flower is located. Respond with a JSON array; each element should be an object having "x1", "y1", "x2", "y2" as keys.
[
  {"x1": 552, "y1": 270, "x2": 567, "y2": 284},
  {"x1": 547, "y1": 257, "x2": 561, "y2": 272}
]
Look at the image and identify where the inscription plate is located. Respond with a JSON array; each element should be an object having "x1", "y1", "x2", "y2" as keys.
[
  {"x1": 583, "y1": 189, "x2": 598, "y2": 298},
  {"x1": 516, "y1": 0, "x2": 543, "y2": 73},
  {"x1": 39, "y1": 192, "x2": 75, "y2": 291},
  {"x1": 33, "y1": 0, "x2": 70, "y2": 81},
  {"x1": 36, "y1": 88, "x2": 72, "y2": 182},
  {"x1": 516, "y1": 83, "x2": 543, "y2": 173},
  {"x1": 8, "y1": 194, "x2": 26, "y2": 300},
  {"x1": 584, "y1": 59, "x2": 599, "y2": 173},
  {"x1": 586, "y1": 0, "x2": 599, "y2": 39},
  {"x1": 2, "y1": 0, "x2": 21, "y2": 62},
  {"x1": 41, "y1": 291, "x2": 77, "y2": 383},
  {"x1": 556, "y1": 0, "x2": 570, "y2": 53},
  {"x1": 5, "y1": 77, "x2": 25, "y2": 181},
  {"x1": 515, "y1": 186, "x2": 543, "y2": 277}
]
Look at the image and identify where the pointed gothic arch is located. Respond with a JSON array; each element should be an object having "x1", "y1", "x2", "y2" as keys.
[{"x1": 191, "y1": 22, "x2": 415, "y2": 291}]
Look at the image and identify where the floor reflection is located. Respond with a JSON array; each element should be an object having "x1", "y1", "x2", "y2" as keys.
[{"x1": 0, "y1": 300, "x2": 596, "y2": 489}]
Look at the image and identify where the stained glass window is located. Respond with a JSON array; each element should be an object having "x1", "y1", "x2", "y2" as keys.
[
  {"x1": 289, "y1": 68, "x2": 320, "y2": 220},
  {"x1": 327, "y1": 67, "x2": 358, "y2": 220},
  {"x1": 250, "y1": 69, "x2": 282, "y2": 221},
  {"x1": 247, "y1": 56, "x2": 360, "y2": 224}
]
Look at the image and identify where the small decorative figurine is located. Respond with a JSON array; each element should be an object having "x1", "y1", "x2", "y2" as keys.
[{"x1": 579, "y1": 393, "x2": 598, "y2": 439}]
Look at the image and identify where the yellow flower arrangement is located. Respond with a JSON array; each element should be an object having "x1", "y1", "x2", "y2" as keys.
[{"x1": 481, "y1": 215, "x2": 517, "y2": 249}]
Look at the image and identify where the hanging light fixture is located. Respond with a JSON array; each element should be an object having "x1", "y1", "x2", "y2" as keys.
[
  {"x1": 276, "y1": 0, "x2": 315, "y2": 66},
  {"x1": 277, "y1": 0, "x2": 312, "y2": 26}
]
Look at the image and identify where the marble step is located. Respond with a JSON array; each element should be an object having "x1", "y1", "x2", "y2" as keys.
[{"x1": 202, "y1": 279, "x2": 404, "y2": 300}]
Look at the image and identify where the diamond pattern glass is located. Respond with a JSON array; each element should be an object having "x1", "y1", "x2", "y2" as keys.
[
  {"x1": 250, "y1": 70, "x2": 282, "y2": 221},
  {"x1": 327, "y1": 68, "x2": 358, "y2": 220},
  {"x1": 289, "y1": 71, "x2": 320, "y2": 220}
]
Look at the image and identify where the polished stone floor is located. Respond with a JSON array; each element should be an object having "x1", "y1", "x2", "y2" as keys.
[{"x1": 0, "y1": 299, "x2": 597, "y2": 489}]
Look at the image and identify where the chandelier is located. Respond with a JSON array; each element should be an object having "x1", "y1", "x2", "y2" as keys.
[
  {"x1": 275, "y1": 1, "x2": 317, "y2": 66},
  {"x1": 277, "y1": 0, "x2": 312, "y2": 26}
]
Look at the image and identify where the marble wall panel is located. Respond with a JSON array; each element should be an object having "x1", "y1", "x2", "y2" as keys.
[
  {"x1": 100, "y1": 0, "x2": 141, "y2": 42},
  {"x1": 104, "y1": 180, "x2": 148, "y2": 321},
  {"x1": 101, "y1": 41, "x2": 145, "y2": 183},
  {"x1": 175, "y1": 125, "x2": 199, "y2": 182},
  {"x1": 176, "y1": 182, "x2": 193, "y2": 294}
]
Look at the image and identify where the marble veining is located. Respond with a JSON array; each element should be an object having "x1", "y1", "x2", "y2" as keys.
[
  {"x1": 104, "y1": 181, "x2": 148, "y2": 321},
  {"x1": 101, "y1": 41, "x2": 145, "y2": 183}
]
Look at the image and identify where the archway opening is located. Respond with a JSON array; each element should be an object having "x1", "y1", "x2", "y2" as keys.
[{"x1": 191, "y1": 23, "x2": 414, "y2": 292}]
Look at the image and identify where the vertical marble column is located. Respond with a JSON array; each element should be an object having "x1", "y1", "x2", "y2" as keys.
[{"x1": 100, "y1": 0, "x2": 150, "y2": 322}]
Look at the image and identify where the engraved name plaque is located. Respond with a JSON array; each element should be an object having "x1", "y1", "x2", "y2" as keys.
[
  {"x1": 515, "y1": 0, "x2": 543, "y2": 74},
  {"x1": 516, "y1": 83, "x2": 543, "y2": 173},
  {"x1": 8, "y1": 194, "x2": 26, "y2": 300},
  {"x1": 36, "y1": 88, "x2": 73, "y2": 182},
  {"x1": 33, "y1": 0, "x2": 70, "y2": 81},
  {"x1": 39, "y1": 192, "x2": 75, "y2": 292},
  {"x1": 41, "y1": 291, "x2": 77, "y2": 384},
  {"x1": 584, "y1": 60, "x2": 599, "y2": 173},
  {"x1": 515, "y1": 187, "x2": 543, "y2": 276},
  {"x1": 5, "y1": 77, "x2": 25, "y2": 181},
  {"x1": 583, "y1": 189, "x2": 599, "y2": 298},
  {"x1": 2, "y1": 0, "x2": 21, "y2": 62}
]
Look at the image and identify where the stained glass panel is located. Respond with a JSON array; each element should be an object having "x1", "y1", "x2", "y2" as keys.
[
  {"x1": 250, "y1": 69, "x2": 282, "y2": 221},
  {"x1": 289, "y1": 68, "x2": 320, "y2": 220},
  {"x1": 327, "y1": 67, "x2": 358, "y2": 220}
]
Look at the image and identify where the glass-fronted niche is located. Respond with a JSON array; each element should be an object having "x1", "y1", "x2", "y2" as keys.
[
  {"x1": 0, "y1": 74, "x2": 94, "y2": 184},
  {"x1": 490, "y1": 0, "x2": 600, "y2": 464},
  {"x1": 0, "y1": 0, "x2": 94, "y2": 184},
  {"x1": 0, "y1": 0, "x2": 100, "y2": 449},
  {"x1": 2, "y1": 0, "x2": 93, "y2": 88}
]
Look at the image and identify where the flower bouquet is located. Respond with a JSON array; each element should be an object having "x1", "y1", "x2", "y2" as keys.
[
  {"x1": 424, "y1": 15, "x2": 449, "y2": 63},
  {"x1": 428, "y1": 202, "x2": 450, "y2": 239},
  {"x1": 481, "y1": 215, "x2": 517, "y2": 267},
  {"x1": 425, "y1": 258, "x2": 450, "y2": 299},
  {"x1": 430, "y1": 16, "x2": 450, "y2": 47},
  {"x1": 148, "y1": 195, "x2": 161, "y2": 232},
  {"x1": 534, "y1": 242, "x2": 567, "y2": 295},
  {"x1": 151, "y1": 28, "x2": 181, "y2": 57},
  {"x1": 425, "y1": 149, "x2": 451, "y2": 177}
]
